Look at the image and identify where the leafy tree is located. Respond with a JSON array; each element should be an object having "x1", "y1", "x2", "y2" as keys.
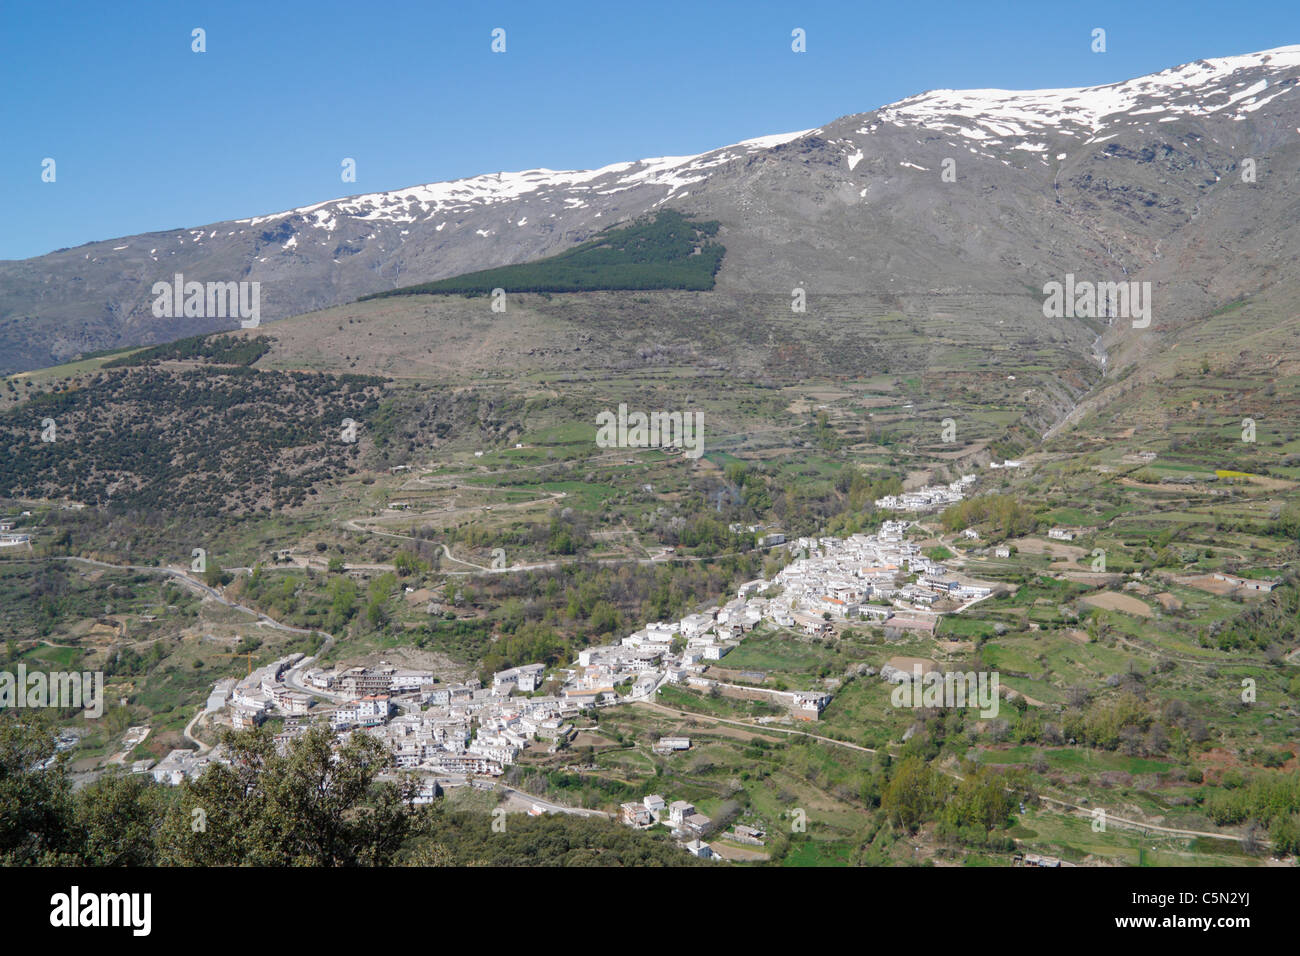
[
  {"x1": 159, "y1": 725, "x2": 415, "y2": 866},
  {"x1": 940, "y1": 494, "x2": 1036, "y2": 538},
  {"x1": 882, "y1": 756, "x2": 945, "y2": 833},
  {"x1": 202, "y1": 558, "x2": 232, "y2": 588},
  {"x1": 393, "y1": 550, "x2": 429, "y2": 577},
  {"x1": 72, "y1": 771, "x2": 168, "y2": 866},
  {"x1": 943, "y1": 765, "x2": 1017, "y2": 831},
  {"x1": 1271, "y1": 813, "x2": 1300, "y2": 856},
  {"x1": 0, "y1": 717, "x2": 77, "y2": 864}
]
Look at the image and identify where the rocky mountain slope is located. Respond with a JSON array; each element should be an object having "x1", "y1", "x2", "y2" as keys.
[{"x1": 3, "y1": 45, "x2": 1298, "y2": 375}]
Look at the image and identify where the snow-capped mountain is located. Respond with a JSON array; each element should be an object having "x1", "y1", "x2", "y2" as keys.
[
  {"x1": 237, "y1": 130, "x2": 814, "y2": 236},
  {"x1": 3, "y1": 45, "x2": 1298, "y2": 374},
  {"x1": 876, "y1": 45, "x2": 1300, "y2": 145}
]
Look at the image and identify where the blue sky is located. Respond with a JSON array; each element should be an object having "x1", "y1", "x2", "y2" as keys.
[{"x1": 2, "y1": 0, "x2": 1297, "y2": 259}]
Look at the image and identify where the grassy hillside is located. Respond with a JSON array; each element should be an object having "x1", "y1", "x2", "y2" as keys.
[{"x1": 360, "y1": 210, "x2": 724, "y2": 299}]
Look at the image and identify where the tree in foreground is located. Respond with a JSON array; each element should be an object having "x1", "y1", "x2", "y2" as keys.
[
  {"x1": 159, "y1": 724, "x2": 415, "y2": 866},
  {"x1": 0, "y1": 715, "x2": 77, "y2": 864}
]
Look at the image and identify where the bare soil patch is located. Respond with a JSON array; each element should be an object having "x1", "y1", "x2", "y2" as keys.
[{"x1": 1081, "y1": 591, "x2": 1153, "y2": 618}]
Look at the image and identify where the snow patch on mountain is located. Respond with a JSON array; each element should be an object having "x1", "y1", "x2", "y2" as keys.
[
  {"x1": 875, "y1": 44, "x2": 1300, "y2": 142},
  {"x1": 231, "y1": 128, "x2": 815, "y2": 238}
]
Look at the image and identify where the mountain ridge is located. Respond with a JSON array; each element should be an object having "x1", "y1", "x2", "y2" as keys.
[{"x1": 3, "y1": 44, "x2": 1299, "y2": 375}]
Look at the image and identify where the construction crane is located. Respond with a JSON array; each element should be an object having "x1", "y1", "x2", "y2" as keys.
[{"x1": 216, "y1": 651, "x2": 257, "y2": 677}]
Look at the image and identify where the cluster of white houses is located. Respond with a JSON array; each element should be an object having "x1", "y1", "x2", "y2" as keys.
[
  {"x1": 620, "y1": 793, "x2": 715, "y2": 855},
  {"x1": 147, "y1": 746, "x2": 228, "y2": 785},
  {"x1": 620, "y1": 793, "x2": 712, "y2": 837},
  {"x1": 1211, "y1": 572, "x2": 1279, "y2": 593},
  {"x1": 756, "y1": 526, "x2": 996, "y2": 635},
  {"x1": 618, "y1": 792, "x2": 768, "y2": 859},
  {"x1": 153, "y1": 659, "x2": 577, "y2": 783},
  {"x1": 178, "y1": 526, "x2": 998, "y2": 786},
  {"x1": 0, "y1": 518, "x2": 31, "y2": 548},
  {"x1": 177, "y1": 589, "x2": 838, "y2": 790},
  {"x1": 305, "y1": 663, "x2": 578, "y2": 777},
  {"x1": 222, "y1": 654, "x2": 313, "y2": 730},
  {"x1": 163, "y1": 524, "x2": 998, "y2": 813},
  {"x1": 874, "y1": 474, "x2": 977, "y2": 512},
  {"x1": 560, "y1": 598, "x2": 832, "y2": 720}
]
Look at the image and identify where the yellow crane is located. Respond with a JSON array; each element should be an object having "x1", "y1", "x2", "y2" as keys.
[{"x1": 216, "y1": 651, "x2": 257, "y2": 677}]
